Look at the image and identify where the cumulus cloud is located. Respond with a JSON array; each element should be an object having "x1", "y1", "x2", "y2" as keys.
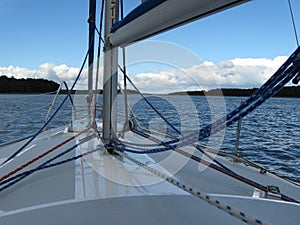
[
  {"x1": 0, "y1": 63, "x2": 94, "y2": 90},
  {"x1": 39, "y1": 63, "x2": 87, "y2": 88},
  {"x1": 0, "y1": 65, "x2": 37, "y2": 79},
  {"x1": 124, "y1": 55, "x2": 289, "y2": 93},
  {"x1": 0, "y1": 55, "x2": 290, "y2": 93},
  {"x1": 218, "y1": 60, "x2": 234, "y2": 69},
  {"x1": 215, "y1": 56, "x2": 288, "y2": 88}
]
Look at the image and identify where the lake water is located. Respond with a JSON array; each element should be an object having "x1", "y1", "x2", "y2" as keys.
[{"x1": 0, "y1": 94, "x2": 299, "y2": 183}]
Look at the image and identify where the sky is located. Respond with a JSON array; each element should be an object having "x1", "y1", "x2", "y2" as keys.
[{"x1": 0, "y1": 0, "x2": 299, "y2": 92}]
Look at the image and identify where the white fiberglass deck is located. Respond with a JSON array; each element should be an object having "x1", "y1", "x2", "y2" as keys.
[{"x1": 0, "y1": 123, "x2": 299, "y2": 225}]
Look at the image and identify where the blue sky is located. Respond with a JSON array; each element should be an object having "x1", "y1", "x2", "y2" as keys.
[
  {"x1": 0, "y1": 0, "x2": 299, "y2": 91},
  {"x1": 0, "y1": 0, "x2": 89, "y2": 69},
  {"x1": 160, "y1": 0, "x2": 300, "y2": 61}
]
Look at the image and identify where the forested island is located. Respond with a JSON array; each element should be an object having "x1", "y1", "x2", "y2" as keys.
[
  {"x1": 169, "y1": 86, "x2": 300, "y2": 98},
  {"x1": 0, "y1": 75, "x2": 59, "y2": 93},
  {"x1": 0, "y1": 75, "x2": 299, "y2": 97}
]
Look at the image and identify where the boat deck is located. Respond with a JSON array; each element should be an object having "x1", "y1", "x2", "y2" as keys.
[{"x1": 0, "y1": 123, "x2": 299, "y2": 225}]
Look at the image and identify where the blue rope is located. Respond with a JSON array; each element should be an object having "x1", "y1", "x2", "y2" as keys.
[
  {"x1": 114, "y1": 143, "x2": 177, "y2": 154},
  {"x1": 1, "y1": 48, "x2": 91, "y2": 167},
  {"x1": 119, "y1": 136, "x2": 179, "y2": 147},
  {"x1": 181, "y1": 47, "x2": 300, "y2": 142},
  {"x1": 181, "y1": 50, "x2": 300, "y2": 143},
  {"x1": 0, "y1": 135, "x2": 94, "y2": 192},
  {"x1": 116, "y1": 47, "x2": 300, "y2": 153}
]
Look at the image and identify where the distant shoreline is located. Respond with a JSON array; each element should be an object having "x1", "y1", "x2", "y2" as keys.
[
  {"x1": 168, "y1": 86, "x2": 300, "y2": 98},
  {"x1": 0, "y1": 75, "x2": 299, "y2": 98},
  {"x1": 1, "y1": 87, "x2": 299, "y2": 98}
]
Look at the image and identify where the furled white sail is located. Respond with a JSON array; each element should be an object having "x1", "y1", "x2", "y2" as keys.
[{"x1": 109, "y1": 0, "x2": 250, "y2": 47}]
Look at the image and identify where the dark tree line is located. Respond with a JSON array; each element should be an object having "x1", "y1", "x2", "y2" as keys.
[
  {"x1": 0, "y1": 74, "x2": 299, "y2": 97},
  {"x1": 170, "y1": 87, "x2": 300, "y2": 98},
  {"x1": 0, "y1": 75, "x2": 59, "y2": 93}
]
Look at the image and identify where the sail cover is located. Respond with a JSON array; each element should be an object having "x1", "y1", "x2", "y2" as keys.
[{"x1": 110, "y1": 0, "x2": 250, "y2": 47}]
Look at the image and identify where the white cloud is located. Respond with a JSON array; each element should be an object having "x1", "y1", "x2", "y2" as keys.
[
  {"x1": 39, "y1": 63, "x2": 87, "y2": 88},
  {"x1": 0, "y1": 65, "x2": 37, "y2": 79},
  {"x1": 215, "y1": 56, "x2": 288, "y2": 88},
  {"x1": 125, "y1": 56, "x2": 289, "y2": 93},
  {"x1": 0, "y1": 55, "x2": 291, "y2": 93},
  {"x1": 0, "y1": 63, "x2": 94, "y2": 90}
]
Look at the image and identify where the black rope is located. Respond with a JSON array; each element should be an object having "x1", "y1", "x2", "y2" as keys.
[
  {"x1": 120, "y1": 0, "x2": 130, "y2": 131},
  {"x1": 118, "y1": 66, "x2": 182, "y2": 136},
  {"x1": 288, "y1": 0, "x2": 299, "y2": 46},
  {"x1": 93, "y1": 0, "x2": 105, "y2": 126}
]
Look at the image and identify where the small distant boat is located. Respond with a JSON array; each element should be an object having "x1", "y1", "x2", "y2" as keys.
[{"x1": 0, "y1": 1, "x2": 299, "y2": 224}]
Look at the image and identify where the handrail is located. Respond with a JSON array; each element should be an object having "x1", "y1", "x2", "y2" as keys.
[{"x1": 45, "y1": 81, "x2": 77, "y2": 123}]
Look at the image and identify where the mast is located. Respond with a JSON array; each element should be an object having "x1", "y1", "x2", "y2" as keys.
[
  {"x1": 88, "y1": 0, "x2": 96, "y2": 120},
  {"x1": 102, "y1": 0, "x2": 119, "y2": 148}
]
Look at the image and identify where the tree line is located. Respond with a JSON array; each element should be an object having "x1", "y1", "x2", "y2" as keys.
[
  {"x1": 0, "y1": 75, "x2": 299, "y2": 97},
  {"x1": 0, "y1": 75, "x2": 59, "y2": 93},
  {"x1": 170, "y1": 86, "x2": 300, "y2": 98}
]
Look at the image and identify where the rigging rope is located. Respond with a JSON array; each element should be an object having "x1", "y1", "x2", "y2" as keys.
[
  {"x1": 288, "y1": 0, "x2": 299, "y2": 46},
  {"x1": 93, "y1": 0, "x2": 105, "y2": 125},
  {"x1": 120, "y1": 0, "x2": 130, "y2": 128},
  {"x1": 129, "y1": 127, "x2": 300, "y2": 204},
  {"x1": 0, "y1": 128, "x2": 89, "y2": 183},
  {"x1": 118, "y1": 66, "x2": 182, "y2": 135},
  {"x1": 115, "y1": 46, "x2": 300, "y2": 153},
  {"x1": 178, "y1": 47, "x2": 300, "y2": 146},
  {"x1": 45, "y1": 81, "x2": 78, "y2": 123},
  {"x1": 0, "y1": 43, "x2": 92, "y2": 167},
  {"x1": 0, "y1": 133, "x2": 95, "y2": 192}
]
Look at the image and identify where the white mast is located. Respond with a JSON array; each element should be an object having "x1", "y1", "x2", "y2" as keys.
[{"x1": 102, "y1": 0, "x2": 119, "y2": 148}]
